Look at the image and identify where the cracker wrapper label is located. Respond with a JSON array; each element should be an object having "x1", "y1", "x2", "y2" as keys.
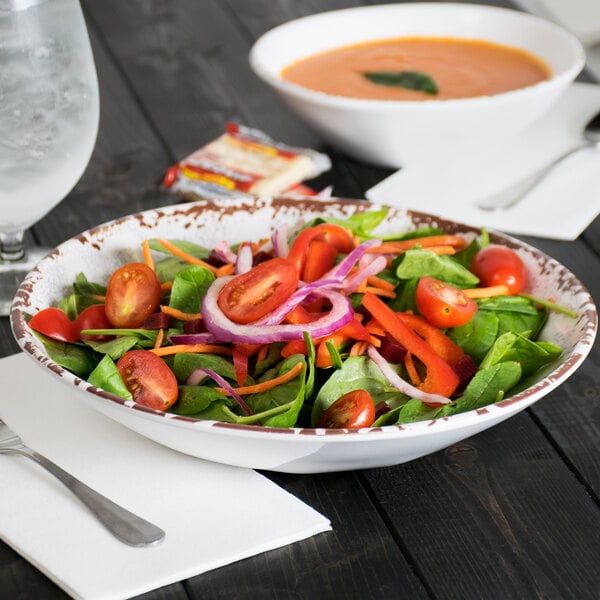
[{"x1": 163, "y1": 123, "x2": 331, "y2": 200}]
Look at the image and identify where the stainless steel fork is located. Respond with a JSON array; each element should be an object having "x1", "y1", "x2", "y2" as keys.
[{"x1": 0, "y1": 417, "x2": 165, "y2": 547}]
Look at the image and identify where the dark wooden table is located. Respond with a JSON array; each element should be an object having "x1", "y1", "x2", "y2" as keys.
[{"x1": 2, "y1": 1, "x2": 599, "y2": 598}]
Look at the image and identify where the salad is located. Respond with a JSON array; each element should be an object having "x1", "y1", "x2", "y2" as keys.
[{"x1": 27, "y1": 208, "x2": 573, "y2": 429}]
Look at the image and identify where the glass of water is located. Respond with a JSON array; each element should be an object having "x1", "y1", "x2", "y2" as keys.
[{"x1": 0, "y1": 0, "x2": 99, "y2": 315}]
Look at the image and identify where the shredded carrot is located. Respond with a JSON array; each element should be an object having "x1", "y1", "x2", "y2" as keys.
[
  {"x1": 350, "y1": 340, "x2": 368, "y2": 356},
  {"x1": 404, "y1": 352, "x2": 421, "y2": 386},
  {"x1": 142, "y1": 239, "x2": 154, "y2": 271},
  {"x1": 215, "y1": 263, "x2": 235, "y2": 277},
  {"x1": 356, "y1": 279, "x2": 369, "y2": 294},
  {"x1": 366, "y1": 235, "x2": 466, "y2": 255},
  {"x1": 368, "y1": 335, "x2": 381, "y2": 347},
  {"x1": 150, "y1": 344, "x2": 232, "y2": 357},
  {"x1": 463, "y1": 285, "x2": 510, "y2": 298},
  {"x1": 91, "y1": 293, "x2": 106, "y2": 302},
  {"x1": 363, "y1": 286, "x2": 396, "y2": 299},
  {"x1": 160, "y1": 281, "x2": 173, "y2": 293},
  {"x1": 365, "y1": 319, "x2": 386, "y2": 337},
  {"x1": 256, "y1": 344, "x2": 269, "y2": 363},
  {"x1": 216, "y1": 361, "x2": 304, "y2": 396},
  {"x1": 157, "y1": 238, "x2": 218, "y2": 274},
  {"x1": 425, "y1": 245, "x2": 456, "y2": 256},
  {"x1": 160, "y1": 305, "x2": 203, "y2": 321},
  {"x1": 153, "y1": 328, "x2": 164, "y2": 350},
  {"x1": 366, "y1": 276, "x2": 396, "y2": 292}
]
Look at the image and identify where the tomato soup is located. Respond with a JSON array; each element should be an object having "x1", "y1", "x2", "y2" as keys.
[{"x1": 281, "y1": 37, "x2": 552, "y2": 100}]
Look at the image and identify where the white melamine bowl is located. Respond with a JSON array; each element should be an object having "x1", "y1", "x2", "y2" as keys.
[{"x1": 10, "y1": 197, "x2": 597, "y2": 473}]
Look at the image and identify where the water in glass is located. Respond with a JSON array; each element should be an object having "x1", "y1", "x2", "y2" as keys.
[{"x1": 0, "y1": 0, "x2": 99, "y2": 313}]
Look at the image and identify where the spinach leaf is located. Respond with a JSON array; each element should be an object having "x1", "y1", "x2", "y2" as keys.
[
  {"x1": 318, "y1": 208, "x2": 390, "y2": 238},
  {"x1": 148, "y1": 238, "x2": 211, "y2": 259},
  {"x1": 169, "y1": 265, "x2": 215, "y2": 314},
  {"x1": 438, "y1": 361, "x2": 522, "y2": 416},
  {"x1": 153, "y1": 256, "x2": 189, "y2": 284},
  {"x1": 171, "y1": 385, "x2": 233, "y2": 417},
  {"x1": 59, "y1": 273, "x2": 107, "y2": 319},
  {"x1": 393, "y1": 249, "x2": 479, "y2": 287},
  {"x1": 388, "y1": 278, "x2": 418, "y2": 312},
  {"x1": 386, "y1": 226, "x2": 445, "y2": 242},
  {"x1": 379, "y1": 361, "x2": 521, "y2": 424},
  {"x1": 363, "y1": 70, "x2": 438, "y2": 94},
  {"x1": 395, "y1": 398, "x2": 439, "y2": 424},
  {"x1": 173, "y1": 353, "x2": 240, "y2": 384},
  {"x1": 249, "y1": 355, "x2": 307, "y2": 428},
  {"x1": 453, "y1": 238, "x2": 481, "y2": 269},
  {"x1": 88, "y1": 354, "x2": 132, "y2": 399},
  {"x1": 34, "y1": 333, "x2": 100, "y2": 379},
  {"x1": 72, "y1": 272, "x2": 107, "y2": 297},
  {"x1": 253, "y1": 342, "x2": 286, "y2": 378},
  {"x1": 303, "y1": 332, "x2": 316, "y2": 400},
  {"x1": 480, "y1": 331, "x2": 562, "y2": 377},
  {"x1": 84, "y1": 335, "x2": 141, "y2": 360},
  {"x1": 449, "y1": 310, "x2": 499, "y2": 364},
  {"x1": 478, "y1": 296, "x2": 546, "y2": 339}
]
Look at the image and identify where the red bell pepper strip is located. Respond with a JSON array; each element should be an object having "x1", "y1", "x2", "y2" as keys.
[
  {"x1": 302, "y1": 239, "x2": 338, "y2": 282},
  {"x1": 232, "y1": 346, "x2": 249, "y2": 388},
  {"x1": 315, "y1": 316, "x2": 371, "y2": 368},
  {"x1": 281, "y1": 314, "x2": 370, "y2": 365},
  {"x1": 361, "y1": 293, "x2": 459, "y2": 397},
  {"x1": 396, "y1": 312, "x2": 465, "y2": 367},
  {"x1": 287, "y1": 223, "x2": 355, "y2": 275}
]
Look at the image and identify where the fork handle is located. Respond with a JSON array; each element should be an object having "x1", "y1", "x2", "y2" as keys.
[{"x1": 1, "y1": 447, "x2": 165, "y2": 547}]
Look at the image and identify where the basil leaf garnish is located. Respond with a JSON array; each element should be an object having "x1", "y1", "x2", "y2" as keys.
[{"x1": 363, "y1": 70, "x2": 438, "y2": 95}]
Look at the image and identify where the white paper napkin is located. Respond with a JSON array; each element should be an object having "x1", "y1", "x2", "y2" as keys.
[
  {"x1": 366, "y1": 82, "x2": 600, "y2": 240},
  {"x1": 513, "y1": 0, "x2": 600, "y2": 47},
  {"x1": 0, "y1": 352, "x2": 331, "y2": 600}
]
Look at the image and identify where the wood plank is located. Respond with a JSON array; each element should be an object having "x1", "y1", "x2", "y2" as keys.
[
  {"x1": 362, "y1": 412, "x2": 600, "y2": 599},
  {"x1": 187, "y1": 471, "x2": 429, "y2": 599},
  {"x1": 2, "y1": 1, "x2": 598, "y2": 598},
  {"x1": 81, "y1": 0, "x2": 368, "y2": 198}
]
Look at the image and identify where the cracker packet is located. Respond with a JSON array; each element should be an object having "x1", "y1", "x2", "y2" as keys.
[{"x1": 162, "y1": 122, "x2": 331, "y2": 200}]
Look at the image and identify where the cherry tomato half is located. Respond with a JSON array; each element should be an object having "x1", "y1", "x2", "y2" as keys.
[
  {"x1": 217, "y1": 257, "x2": 299, "y2": 324},
  {"x1": 470, "y1": 245, "x2": 527, "y2": 294},
  {"x1": 74, "y1": 304, "x2": 114, "y2": 341},
  {"x1": 316, "y1": 389, "x2": 376, "y2": 429},
  {"x1": 105, "y1": 262, "x2": 161, "y2": 328},
  {"x1": 416, "y1": 277, "x2": 478, "y2": 328},
  {"x1": 29, "y1": 307, "x2": 77, "y2": 343},
  {"x1": 116, "y1": 349, "x2": 178, "y2": 410}
]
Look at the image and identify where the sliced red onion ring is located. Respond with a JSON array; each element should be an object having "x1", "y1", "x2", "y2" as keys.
[
  {"x1": 202, "y1": 277, "x2": 354, "y2": 344},
  {"x1": 367, "y1": 345, "x2": 452, "y2": 406},
  {"x1": 235, "y1": 243, "x2": 253, "y2": 274},
  {"x1": 342, "y1": 255, "x2": 388, "y2": 295},
  {"x1": 271, "y1": 226, "x2": 289, "y2": 258},
  {"x1": 212, "y1": 240, "x2": 237, "y2": 264},
  {"x1": 325, "y1": 238, "x2": 382, "y2": 280},
  {"x1": 186, "y1": 367, "x2": 253, "y2": 415},
  {"x1": 253, "y1": 277, "x2": 341, "y2": 326}
]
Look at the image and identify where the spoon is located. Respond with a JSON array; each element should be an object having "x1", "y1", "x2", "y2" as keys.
[{"x1": 476, "y1": 109, "x2": 600, "y2": 211}]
